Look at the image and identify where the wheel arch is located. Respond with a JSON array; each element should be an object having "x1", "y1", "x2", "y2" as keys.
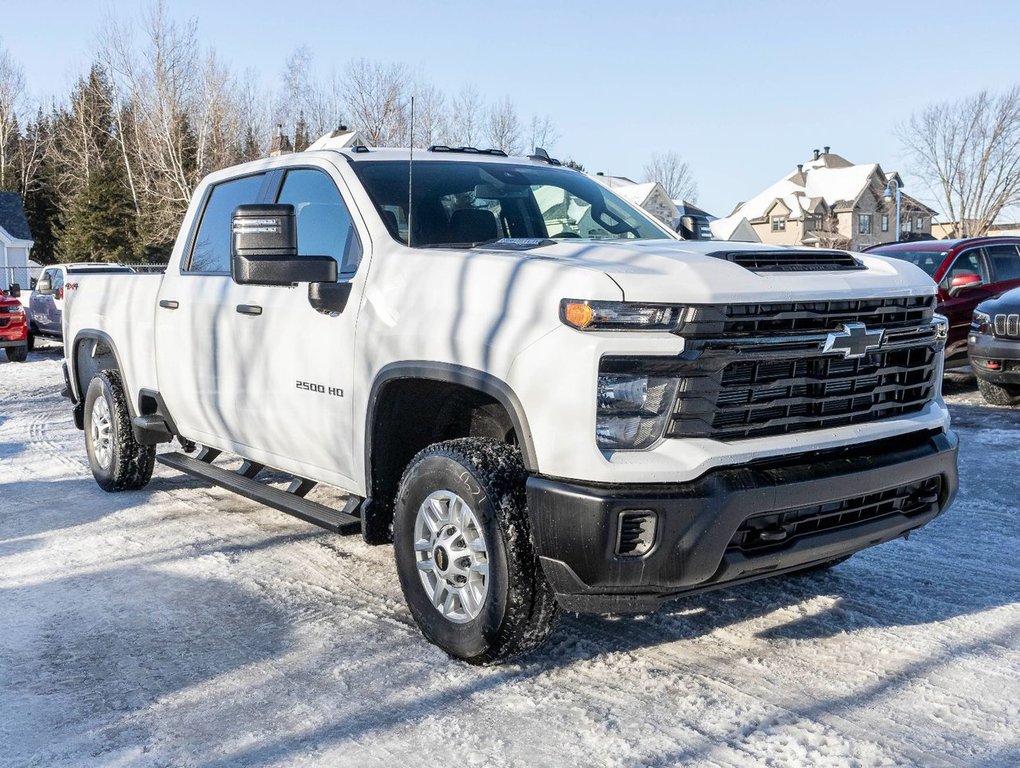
[
  {"x1": 361, "y1": 362, "x2": 538, "y2": 544},
  {"x1": 70, "y1": 330, "x2": 136, "y2": 420}
]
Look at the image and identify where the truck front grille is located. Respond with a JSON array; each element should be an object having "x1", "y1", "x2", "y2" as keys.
[
  {"x1": 667, "y1": 345, "x2": 937, "y2": 441},
  {"x1": 727, "y1": 476, "x2": 941, "y2": 554},
  {"x1": 679, "y1": 296, "x2": 935, "y2": 338}
]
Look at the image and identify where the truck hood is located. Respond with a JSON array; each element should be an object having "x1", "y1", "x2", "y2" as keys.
[{"x1": 494, "y1": 239, "x2": 936, "y2": 303}]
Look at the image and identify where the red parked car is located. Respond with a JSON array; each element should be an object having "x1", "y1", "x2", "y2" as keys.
[
  {"x1": 0, "y1": 285, "x2": 29, "y2": 362},
  {"x1": 864, "y1": 237, "x2": 1020, "y2": 367}
]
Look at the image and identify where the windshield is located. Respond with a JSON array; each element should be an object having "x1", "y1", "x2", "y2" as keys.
[
  {"x1": 351, "y1": 160, "x2": 672, "y2": 247},
  {"x1": 867, "y1": 247, "x2": 946, "y2": 277}
]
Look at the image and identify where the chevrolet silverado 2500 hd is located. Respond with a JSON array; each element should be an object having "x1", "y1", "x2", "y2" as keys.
[{"x1": 62, "y1": 143, "x2": 959, "y2": 664}]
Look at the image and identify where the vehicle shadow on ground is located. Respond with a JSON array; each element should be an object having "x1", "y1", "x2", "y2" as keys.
[{"x1": 0, "y1": 564, "x2": 293, "y2": 763}]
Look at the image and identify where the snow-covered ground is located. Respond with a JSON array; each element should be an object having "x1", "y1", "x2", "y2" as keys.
[{"x1": 2, "y1": 343, "x2": 1019, "y2": 767}]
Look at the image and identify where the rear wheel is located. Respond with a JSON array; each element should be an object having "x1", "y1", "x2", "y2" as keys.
[
  {"x1": 26, "y1": 331, "x2": 35, "y2": 352},
  {"x1": 5, "y1": 344, "x2": 28, "y2": 362},
  {"x1": 977, "y1": 377, "x2": 1020, "y2": 406},
  {"x1": 393, "y1": 438, "x2": 558, "y2": 664},
  {"x1": 84, "y1": 369, "x2": 155, "y2": 491}
]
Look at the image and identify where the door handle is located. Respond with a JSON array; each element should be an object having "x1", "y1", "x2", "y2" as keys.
[
  {"x1": 159, "y1": 299, "x2": 179, "y2": 310},
  {"x1": 236, "y1": 304, "x2": 263, "y2": 316}
]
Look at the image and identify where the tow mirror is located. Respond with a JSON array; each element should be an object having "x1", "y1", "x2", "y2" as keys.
[
  {"x1": 8, "y1": 283, "x2": 20, "y2": 298},
  {"x1": 36, "y1": 276, "x2": 53, "y2": 295},
  {"x1": 231, "y1": 204, "x2": 336, "y2": 286},
  {"x1": 948, "y1": 273, "x2": 982, "y2": 297}
]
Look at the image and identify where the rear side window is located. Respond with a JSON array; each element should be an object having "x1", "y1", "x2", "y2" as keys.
[
  {"x1": 275, "y1": 169, "x2": 362, "y2": 277},
  {"x1": 188, "y1": 174, "x2": 266, "y2": 273},
  {"x1": 986, "y1": 244, "x2": 1020, "y2": 282}
]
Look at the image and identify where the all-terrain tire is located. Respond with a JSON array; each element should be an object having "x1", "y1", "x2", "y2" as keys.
[
  {"x1": 84, "y1": 369, "x2": 155, "y2": 492},
  {"x1": 393, "y1": 438, "x2": 558, "y2": 664},
  {"x1": 977, "y1": 377, "x2": 1020, "y2": 406},
  {"x1": 5, "y1": 344, "x2": 28, "y2": 362},
  {"x1": 26, "y1": 331, "x2": 35, "y2": 352}
]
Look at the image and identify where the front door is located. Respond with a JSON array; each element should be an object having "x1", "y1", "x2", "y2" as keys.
[
  {"x1": 232, "y1": 164, "x2": 367, "y2": 488},
  {"x1": 154, "y1": 162, "x2": 368, "y2": 491}
]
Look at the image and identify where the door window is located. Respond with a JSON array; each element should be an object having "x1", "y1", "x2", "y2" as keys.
[
  {"x1": 188, "y1": 173, "x2": 266, "y2": 273},
  {"x1": 275, "y1": 169, "x2": 363, "y2": 277},
  {"x1": 943, "y1": 249, "x2": 990, "y2": 287},
  {"x1": 985, "y1": 244, "x2": 1020, "y2": 282}
]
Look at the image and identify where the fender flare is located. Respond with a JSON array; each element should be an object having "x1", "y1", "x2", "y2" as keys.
[
  {"x1": 69, "y1": 329, "x2": 137, "y2": 418},
  {"x1": 365, "y1": 361, "x2": 539, "y2": 489}
]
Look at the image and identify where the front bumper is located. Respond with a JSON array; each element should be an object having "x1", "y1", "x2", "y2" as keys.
[
  {"x1": 968, "y1": 331, "x2": 1020, "y2": 385},
  {"x1": 527, "y1": 429, "x2": 958, "y2": 613}
]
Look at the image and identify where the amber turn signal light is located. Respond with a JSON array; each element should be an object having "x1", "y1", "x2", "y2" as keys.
[{"x1": 563, "y1": 301, "x2": 595, "y2": 329}]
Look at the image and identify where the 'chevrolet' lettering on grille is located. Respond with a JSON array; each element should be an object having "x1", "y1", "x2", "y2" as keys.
[{"x1": 821, "y1": 322, "x2": 884, "y2": 359}]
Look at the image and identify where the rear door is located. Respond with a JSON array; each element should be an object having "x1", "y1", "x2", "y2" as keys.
[
  {"x1": 985, "y1": 243, "x2": 1020, "y2": 296},
  {"x1": 153, "y1": 171, "x2": 270, "y2": 447}
]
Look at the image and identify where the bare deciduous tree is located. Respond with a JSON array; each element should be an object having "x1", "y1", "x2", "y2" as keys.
[
  {"x1": 341, "y1": 59, "x2": 409, "y2": 146},
  {"x1": 485, "y1": 96, "x2": 522, "y2": 155},
  {"x1": 527, "y1": 114, "x2": 558, "y2": 154},
  {"x1": 0, "y1": 40, "x2": 26, "y2": 190},
  {"x1": 449, "y1": 85, "x2": 483, "y2": 147},
  {"x1": 643, "y1": 151, "x2": 698, "y2": 202},
  {"x1": 900, "y1": 86, "x2": 1020, "y2": 236},
  {"x1": 409, "y1": 81, "x2": 447, "y2": 148}
]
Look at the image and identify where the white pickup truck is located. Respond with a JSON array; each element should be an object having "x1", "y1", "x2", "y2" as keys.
[{"x1": 63, "y1": 143, "x2": 959, "y2": 663}]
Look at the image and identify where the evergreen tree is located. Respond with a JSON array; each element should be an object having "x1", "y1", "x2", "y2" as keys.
[
  {"x1": 22, "y1": 110, "x2": 60, "y2": 263},
  {"x1": 57, "y1": 143, "x2": 138, "y2": 263},
  {"x1": 53, "y1": 64, "x2": 141, "y2": 262}
]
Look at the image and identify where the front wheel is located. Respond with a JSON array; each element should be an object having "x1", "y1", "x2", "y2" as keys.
[
  {"x1": 977, "y1": 377, "x2": 1020, "y2": 406},
  {"x1": 84, "y1": 369, "x2": 155, "y2": 491},
  {"x1": 393, "y1": 438, "x2": 558, "y2": 664}
]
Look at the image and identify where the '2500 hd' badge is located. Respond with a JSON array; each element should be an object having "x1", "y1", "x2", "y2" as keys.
[{"x1": 296, "y1": 380, "x2": 344, "y2": 397}]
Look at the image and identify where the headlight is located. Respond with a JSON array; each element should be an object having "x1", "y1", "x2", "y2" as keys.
[
  {"x1": 596, "y1": 372, "x2": 679, "y2": 450},
  {"x1": 971, "y1": 311, "x2": 990, "y2": 335},
  {"x1": 562, "y1": 300, "x2": 684, "y2": 331}
]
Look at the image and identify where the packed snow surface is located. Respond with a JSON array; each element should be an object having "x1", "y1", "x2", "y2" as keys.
[{"x1": 2, "y1": 344, "x2": 1019, "y2": 767}]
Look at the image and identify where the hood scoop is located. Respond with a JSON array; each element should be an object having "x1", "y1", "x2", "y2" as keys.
[{"x1": 707, "y1": 249, "x2": 864, "y2": 272}]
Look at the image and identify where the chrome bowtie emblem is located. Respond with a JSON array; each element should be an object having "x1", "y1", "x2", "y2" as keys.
[{"x1": 822, "y1": 322, "x2": 884, "y2": 359}]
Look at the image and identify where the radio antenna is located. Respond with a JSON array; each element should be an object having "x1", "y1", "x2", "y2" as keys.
[{"x1": 407, "y1": 96, "x2": 415, "y2": 247}]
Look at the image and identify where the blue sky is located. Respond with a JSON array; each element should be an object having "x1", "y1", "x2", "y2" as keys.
[{"x1": 4, "y1": 0, "x2": 1020, "y2": 217}]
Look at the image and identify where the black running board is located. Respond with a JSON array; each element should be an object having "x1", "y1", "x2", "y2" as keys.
[{"x1": 157, "y1": 451, "x2": 362, "y2": 535}]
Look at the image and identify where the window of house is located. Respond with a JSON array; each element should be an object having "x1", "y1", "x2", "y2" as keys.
[
  {"x1": 188, "y1": 173, "x2": 266, "y2": 273},
  {"x1": 881, "y1": 214, "x2": 889, "y2": 232},
  {"x1": 858, "y1": 214, "x2": 872, "y2": 235},
  {"x1": 904, "y1": 217, "x2": 913, "y2": 233},
  {"x1": 915, "y1": 216, "x2": 924, "y2": 230},
  {"x1": 276, "y1": 168, "x2": 363, "y2": 276},
  {"x1": 771, "y1": 217, "x2": 786, "y2": 232}
]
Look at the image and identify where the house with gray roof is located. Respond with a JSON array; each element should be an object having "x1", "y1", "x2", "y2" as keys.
[{"x1": 0, "y1": 192, "x2": 34, "y2": 291}]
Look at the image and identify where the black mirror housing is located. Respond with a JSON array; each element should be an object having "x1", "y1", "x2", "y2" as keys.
[
  {"x1": 232, "y1": 254, "x2": 337, "y2": 286},
  {"x1": 230, "y1": 203, "x2": 338, "y2": 286},
  {"x1": 232, "y1": 204, "x2": 297, "y2": 258},
  {"x1": 8, "y1": 283, "x2": 20, "y2": 298}
]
